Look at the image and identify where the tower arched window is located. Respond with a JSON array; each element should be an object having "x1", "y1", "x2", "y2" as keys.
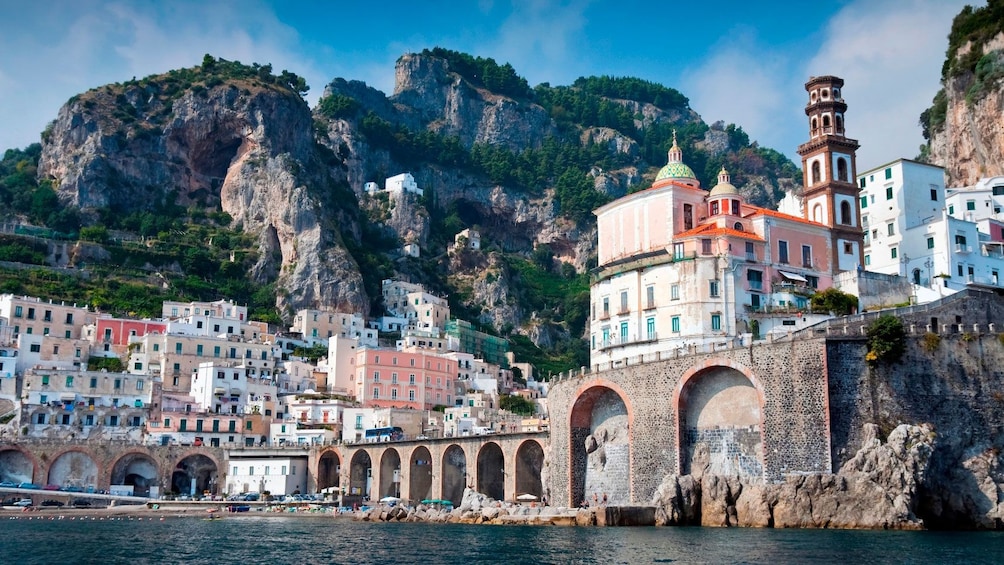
[
  {"x1": 811, "y1": 161, "x2": 821, "y2": 184},
  {"x1": 913, "y1": 268, "x2": 921, "y2": 285},
  {"x1": 837, "y1": 158, "x2": 849, "y2": 182},
  {"x1": 811, "y1": 117, "x2": 818, "y2": 135},
  {"x1": 734, "y1": 222, "x2": 744, "y2": 231},
  {"x1": 813, "y1": 204, "x2": 823, "y2": 222},
  {"x1": 710, "y1": 201, "x2": 719, "y2": 216},
  {"x1": 822, "y1": 114, "x2": 831, "y2": 132},
  {"x1": 840, "y1": 201, "x2": 852, "y2": 225},
  {"x1": 835, "y1": 115, "x2": 844, "y2": 134}
]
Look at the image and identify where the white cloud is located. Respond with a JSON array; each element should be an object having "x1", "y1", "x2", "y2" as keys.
[
  {"x1": 483, "y1": 0, "x2": 590, "y2": 86},
  {"x1": 682, "y1": 28, "x2": 803, "y2": 159},
  {"x1": 0, "y1": 1, "x2": 328, "y2": 151},
  {"x1": 806, "y1": 0, "x2": 972, "y2": 171}
]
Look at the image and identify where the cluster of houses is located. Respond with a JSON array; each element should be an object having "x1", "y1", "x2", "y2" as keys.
[{"x1": 0, "y1": 276, "x2": 550, "y2": 449}]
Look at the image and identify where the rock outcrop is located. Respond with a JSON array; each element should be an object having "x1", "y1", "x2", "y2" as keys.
[
  {"x1": 926, "y1": 32, "x2": 1004, "y2": 186},
  {"x1": 652, "y1": 423, "x2": 935, "y2": 529},
  {"x1": 38, "y1": 73, "x2": 368, "y2": 314}
]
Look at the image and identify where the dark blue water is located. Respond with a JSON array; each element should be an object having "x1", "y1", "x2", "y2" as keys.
[{"x1": 1, "y1": 515, "x2": 1001, "y2": 564}]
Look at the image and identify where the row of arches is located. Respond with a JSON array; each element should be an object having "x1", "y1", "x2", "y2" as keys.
[
  {"x1": 331, "y1": 440, "x2": 545, "y2": 506},
  {"x1": 0, "y1": 448, "x2": 219, "y2": 497},
  {"x1": 567, "y1": 365, "x2": 764, "y2": 507}
]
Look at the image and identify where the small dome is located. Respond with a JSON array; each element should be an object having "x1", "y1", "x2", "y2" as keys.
[
  {"x1": 656, "y1": 162, "x2": 698, "y2": 181},
  {"x1": 709, "y1": 166, "x2": 739, "y2": 197}
]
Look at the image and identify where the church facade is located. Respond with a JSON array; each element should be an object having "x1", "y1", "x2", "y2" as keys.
[{"x1": 589, "y1": 76, "x2": 864, "y2": 367}]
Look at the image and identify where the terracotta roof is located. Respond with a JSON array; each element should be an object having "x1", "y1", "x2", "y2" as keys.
[
  {"x1": 675, "y1": 224, "x2": 764, "y2": 241},
  {"x1": 745, "y1": 206, "x2": 828, "y2": 228}
]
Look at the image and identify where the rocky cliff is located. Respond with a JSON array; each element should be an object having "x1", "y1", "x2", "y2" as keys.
[
  {"x1": 923, "y1": 1, "x2": 1004, "y2": 186},
  {"x1": 37, "y1": 63, "x2": 368, "y2": 315}
]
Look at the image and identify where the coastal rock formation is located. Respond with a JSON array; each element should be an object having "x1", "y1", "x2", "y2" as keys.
[
  {"x1": 652, "y1": 423, "x2": 935, "y2": 529},
  {"x1": 37, "y1": 70, "x2": 368, "y2": 314}
]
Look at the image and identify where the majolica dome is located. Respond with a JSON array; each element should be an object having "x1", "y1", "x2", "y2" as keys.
[
  {"x1": 709, "y1": 166, "x2": 739, "y2": 196},
  {"x1": 654, "y1": 132, "x2": 698, "y2": 182}
]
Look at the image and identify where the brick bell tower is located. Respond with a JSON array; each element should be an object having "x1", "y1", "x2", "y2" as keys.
[{"x1": 796, "y1": 76, "x2": 863, "y2": 274}]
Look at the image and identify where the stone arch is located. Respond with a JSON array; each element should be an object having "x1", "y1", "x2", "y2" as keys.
[
  {"x1": 476, "y1": 442, "x2": 504, "y2": 501},
  {"x1": 0, "y1": 446, "x2": 38, "y2": 484},
  {"x1": 172, "y1": 454, "x2": 219, "y2": 497},
  {"x1": 317, "y1": 449, "x2": 341, "y2": 493},
  {"x1": 569, "y1": 381, "x2": 633, "y2": 507},
  {"x1": 674, "y1": 361, "x2": 765, "y2": 479},
  {"x1": 349, "y1": 450, "x2": 372, "y2": 500},
  {"x1": 409, "y1": 446, "x2": 433, "y2": 504},
  {"x1": 47, "y1": 448, "x2": 100, "y2": 489},
  {"x1": 514, "y1": 439, "x2": 544, "y2": 502},
  {"x1": 109, "y1": 451, "x2": 159, "y2": 497},
  {"x1": 811, "y1": 161, "x2": 821, "y2": 184},
  {"x1": 441, "y1": 444, "x2": 467, "y2": 506},
  {"x1": 379, "y1": 448, "x2": 401, "y2": 499}
]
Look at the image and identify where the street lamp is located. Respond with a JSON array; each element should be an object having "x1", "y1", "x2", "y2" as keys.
[{"x1": 925, "y1": 258, "x2": 934, "y2": 288}]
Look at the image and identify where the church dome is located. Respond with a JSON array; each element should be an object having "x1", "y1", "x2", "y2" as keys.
[
  {"x1": 654, "y1": 131, "x2": 698, "y2": 183},
  {"x1": 709, "y1": 167, "x2": 739, "y2": 197}
]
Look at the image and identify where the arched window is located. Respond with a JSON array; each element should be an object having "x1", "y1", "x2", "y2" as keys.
[
  {"x1": 840, "y1": 201, "x2": 852, "y2": 225},
  {"x1": 837, "y1": 158, "x2": 849, "y2": 182},
  {"x1": 710, "y1": 201, "x2": 720, "y2": 215},
  {"x1": 913, "y1": 269, "x2": 921, "y2": 285},
  {"x1": 822, "y1": 115, "x2": 831, "y2": 131},
  {"x1": 835, "y1": 115, "x2": 844, "y2": 134},
  {"x1": 734, "y1": 222, "x2": 744, "y2": 231},
  {"x1": 813, "y1": 203, "x2": 823, "y2": 222},
  {"x1": 811, "y1": 117, "x2": 818, "y2": 135},
  {"x1": 811, "y1": 161, "x2": 821, "y2": 184}
]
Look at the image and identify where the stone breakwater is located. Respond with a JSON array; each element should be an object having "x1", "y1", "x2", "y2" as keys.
[{"x1": 354, "y1": 488, "x2": 600, "y2": 526}]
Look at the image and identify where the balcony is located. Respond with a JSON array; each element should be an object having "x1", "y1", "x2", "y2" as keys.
[
  {"x1": 597, "y1": 332, "x2": 658, "y2": 351},
  {"x1": 643, "y1": 300, "x2": 656, "y2": 311},
  {"x1": 955, "y1": 244, "x2": 973, "y2": 254},
  {"x1": 747, "y1": 281, "x2": 763, "y2": 292}
]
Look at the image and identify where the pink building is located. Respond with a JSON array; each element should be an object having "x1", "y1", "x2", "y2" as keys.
[{"x1": 354, "y1": 349, "x2": 456, "y2": 410}]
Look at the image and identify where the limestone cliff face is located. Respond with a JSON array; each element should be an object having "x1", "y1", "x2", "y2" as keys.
[
  {"x1": 38, "y1": 78, "x2": 367, "y2": 314},
  {"x1": 392, "y1": 53, "x2": 557, "y2": 151},
  {"x1": 652, "y1": 423, "x2": 935, "y2": 529},
  {"x1": 928, "y1": 33, "x2": 1004, "y2": 186}
]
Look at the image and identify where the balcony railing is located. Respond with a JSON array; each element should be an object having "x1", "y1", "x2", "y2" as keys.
[
  {"x1": 955, "y1": 244, "x2": 973, "y2": 254},
  {"x1": 597, "y1": 332, "x2": 658, "y2": 351}
]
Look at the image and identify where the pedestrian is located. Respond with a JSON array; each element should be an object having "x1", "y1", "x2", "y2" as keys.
[
  {"x1": 592, "y1": 492, "x2": 598, "y2": 506},
  {"x1": 602, "y1": 493, "x2": 608, "y2": 505}
]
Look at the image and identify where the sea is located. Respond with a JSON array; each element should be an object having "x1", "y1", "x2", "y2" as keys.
[{"x1": 1, "y1": 515, "x2": 1001, "y2": 564}]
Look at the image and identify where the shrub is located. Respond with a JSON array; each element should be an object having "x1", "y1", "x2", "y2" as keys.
[
  {"x1": 921, "y1": 332, "x2": 941, "y2": 352},
  {"x1": 810, "y1": 287, "x2": 858, "y2": 315},
  {"x1": 866, "y1": 315, "x2": 906, "y2": 365}
]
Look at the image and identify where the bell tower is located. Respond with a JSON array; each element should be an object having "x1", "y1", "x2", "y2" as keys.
[{"x1": 796, "y1": 76, "x2": 863, "y2": 273}]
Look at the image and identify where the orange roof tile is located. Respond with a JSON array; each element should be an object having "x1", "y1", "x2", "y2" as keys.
[
  {"x1": 675, "y1": 224, "x2": 765, "y2": 241},
  {"x1": 745, "y1": 206, "x2": 829, "y2": 228}
]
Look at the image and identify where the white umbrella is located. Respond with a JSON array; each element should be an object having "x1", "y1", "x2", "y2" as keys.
[
  {"x1": 516, "y1": 493, "x2": 538, "y2": 501},
  {"x1": 379, "y1": 496, "x2": 401, "y2": 504}
]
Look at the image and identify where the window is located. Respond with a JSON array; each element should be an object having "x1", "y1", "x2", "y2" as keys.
[
  {"x1": 745, "y1": 241, "x2": 755, "y2": 260},
  {"x1": 683, "y1": 203, "x2": 693, "y2": 230},
  {"x1": 958, "y1": 263, "x2": 964, "y2": 277},
  {"x1": 89, "y1": 377, "x2": 97, "y2": 388},
  {"x1": 891, "y1": 247, "x2": 898, "y2": 259},
  {"x1": 391, "y1": 388, "x2": 398, "y2": 400},
  {"x1": 137, "y1": 380, "x2": 144, "y2": 390},
  {"x1": 65, "y1": 376, "x2": 73, "y2": 387},
  {"x1": 837, "y1": 158, "x2": 848, "y2": 181},
  {"x1": 864, "y1": 254, "x2": 871, "y2": 266},
  {"x1": 602, "y1": 297, "x2": 609, "y2": 317},
  {"x1": 30, "y1": 343, "x2": 40, "y2": 353},
  {"x1": 811, "y1": 161, "x2": 821, "y2": 184},
  {"x1": 409, "y1": 390, "x2": 416, "y2": 401},
  {"x1": 859, "y1": 195, "x2": 867, "y2": 208},
  {"x1": 885, "y1": 187, "x2": 893, "y2": 200},
  {"x1": 646, "y1": 317, "x2": 656, "y2": 339},
  {"x1": 927, "y1": 237, "x2": 935, "y2": 249},
  {"x1": 27, "y1": 307, "x2": 34, "y2": 320},
  {"x1": 619, "y1": 291, "x2": 628, "y2": 313},
  {"x1": 701, "y1": 239, "x2": 712, "y2": 255},
  {"x1": 949, "y1": 205, "x2": 955, "y2": 215},
  {"x1": 732, "y1": 200, "x2": 740, "y2": 215},
  {"x1": 930, "y1": 187, "x2": 938, "y2": 201},
  {"x1": 778, "y1": 241, "x2": 789, "y2": 264},
  {"x1": 710, "y1": 200, "x2": 720, "y2": 215},
  {"x1": 670, "y1": 284, "x2": 680, "y2": 300},
  {"x1": 619, "y1": 322, "x2": 628, "y2": 341},
  {"x1": 646, "y1": 286, "x2": 655, "y2": 309},
  {"x1": 859, "y1": 178, "x2": 866, "y2": 189},
  {"x1": 840, "y1": 201, "x2": 852, "y2": 225},
  {"x1": 196, "y1": 344, "x2": 203, "y2": 356},
  {"x1": 41, "y1": 375, "x2": 50, "y2": 386},
  {"x1": 372, "y1": 388, "x2": 379, "y2": 399},
  {"x1": 748, "y1": 269, "x2": 763, "y2": 291},
  {"x1": 806, "y1": 275, "x2": 819, "y2": 289},
  {"x1": 673, "y1": 242, "x2": 685, "y2": 260},
  {"x1": 802, "y1": 245, "x2": 812, "y2": 267},
  {"x1": 13, "y1": 306, "x2": 21, "y2": 318},
  {"x1": 114, "y1": 378, "x2": 121, "y2": 390},
  {"x1": 671, "y1": 316, "x2": 680, "y2": 333},
  {"x1": 884, "y1": 167, "x2": 892, "y2": 180},
  {"x1": 711, "y1": 314, "x2": 722, "y2": 331},
  {"x1": 967, "y1": 200, "x2": 976, "y2": 211},
  {"x1": 175, "y1": 342, "x2": 182, "y2": 354},
  {"x1": 709, "y1": 280, "x2": 720, "y2": 297},
  {"x1": 887, "y1": 223, "x2": 895, "y2": 236},
  {"x1": 843, "y1": 242, "x2": 853, "y2": 254}
]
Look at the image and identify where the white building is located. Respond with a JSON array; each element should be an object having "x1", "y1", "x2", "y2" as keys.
[
  {"x1": 385, "y1": 172, "x2": 423, "y2": 197},
  {"x1": 858, "y1": 161, "x2": 1004, "y2": 297},
  {"x1": 226, "y1": 453, "x2": 310, "y2": 496}
]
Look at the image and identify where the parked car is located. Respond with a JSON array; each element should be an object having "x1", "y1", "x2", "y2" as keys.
[
  {"x1": 41, "y1": 500, "x2": 64, "y2": 507},
  {"x1": 13, "y1": 499, "x2": 33, "y2": 507},
  {"x1": 17, "y1": 482, "x2": 40, "y2": 490},
  {"x1": 0, "y1": 481, "x2": 17, "y2": 488},
  {"x1": 71, "y1": 500, "x2": 92, "y2": 508},
  {"x1": 61, "y1": 486, "x2": 84, "y2": 493},
  {"x1": 242, "y1": 493, "x2": 260, "y2": 501},
  {"x1": 43, "y1": 484, "x2": 61, "y2": 491}
]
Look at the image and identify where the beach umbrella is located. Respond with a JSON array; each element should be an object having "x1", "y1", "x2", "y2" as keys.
[
  {"x1": 516, "y1": 493, "x2": 538, "y2": 501},
  {"x1": 379, "y1": 496, "x2": 401, "y2": 504}
]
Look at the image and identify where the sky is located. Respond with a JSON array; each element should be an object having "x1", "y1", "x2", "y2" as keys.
[{"x1": 0, "y1": 0, "x2": 977, "y2": 172}]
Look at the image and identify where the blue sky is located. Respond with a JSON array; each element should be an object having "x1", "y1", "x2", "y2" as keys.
[{"x1": 0, "y1": 0, "x2": 976, "y2": 171}]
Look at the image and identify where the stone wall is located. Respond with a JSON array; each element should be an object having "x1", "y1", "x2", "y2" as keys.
[{"x1": 548, "y1": 337, "x2": 832, "y2": 507}]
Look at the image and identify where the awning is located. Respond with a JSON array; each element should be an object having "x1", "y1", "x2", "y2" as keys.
[{"x1": 779, "y1": 271, "x2": 807, "y2": 282}]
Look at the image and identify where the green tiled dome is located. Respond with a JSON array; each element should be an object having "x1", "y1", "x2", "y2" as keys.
[{"x1": 656, "y1": 162, "x2": 697, "y2": 181}]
